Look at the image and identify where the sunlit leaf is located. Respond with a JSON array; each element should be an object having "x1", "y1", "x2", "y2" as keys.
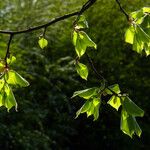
[
  {"x1": 120, "y1": 109, "x2": 142, "y2": 138},
  {"x1": 6, "y1": 70, "x2": 29, "y2": 87},
  {"x1": 142, "y1": 7, "x2": 150, "y2": 13},
  {"x1": 7, "y1": 56, "x2": 16, "y2": 64},
  {"x1": 2, "y1": 84, "x2": 17, "y2": 111},
  {"x1": 0, "y1": 79, "x2": 5, "y2": 91},
  {"x1": 72, "y1": 87, "x2": 99, "y2": 99},
  {"x1": 38, "y1": 37, "x2": 48, "y2": 49},
  {"x1": 76, "y1": 97, "x2": 101, "y2": 121},
  {"x1": 73, "y1": 31, "x2": 78, "y2": 46},
  {"x1": 75, "y1": 15, "x2": 89, "y2": 29},
  {"x1": 122, "y1": 97, "x2": 144, "y2": 117},
  {"x1": 105, "y1": 84, "x2": 121, "y2": 95},
  {"x1": 79, "y1": 31, "x2": 97, "y2": 49},
  {"x1": 107, "y1": 95, "x2": 121, "y2": 111},
  {"x1": 76, "y1": 62, "x2": 88, "y2": 80},
  {"x1": 125, "y1": 26, "x2": 135, "y2": 44}
]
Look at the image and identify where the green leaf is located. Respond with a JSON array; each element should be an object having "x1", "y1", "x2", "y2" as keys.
[
  {"x1": 7, "y1": 56, "x2": 16, "y2": 65},
  {"x1": 76, "y1": 62, "x2": 88, "y2": 80},
  {"x1": 79, "y1": 31, "x2": 97, "y2": 49},
  {"x1": 107, "y1": 95, "x2": 121, "y2": 111},
  {"x1": 72, "y1": 87, "x2": 99, "y2": 99},
  {"x1": 1, "y1": 84, "x2": 18, "y2": 111},
  {"x1": 125, "y1": 26, "x2": 135, "y2": 44},
  {"x1": 122, "y1": 97, "x2": 144, "y2": 117},
  {"x1": 75, "y1": 15, "x2": 89, "y2": 29},
  {"x1": 38, "y1": 37, "x2": 48, "y2": 49},
  {"x1": 6, "y1": 70, "x2": 29, "y2": 87},
  {"x1": 137, "y1": 26, "x2": 150, "y2": 43},
  {"x1": 141, "y1": 15, "x2": 150, "y2": 28},
  {"x1": 120, "y1": 109, "x2": 142, "y2": 138},
  {"x1": 73, "y1": 31, "x2": 97, "y2": 57},
  {"x1": 133, "y1": 32, "x2": 144, "y2": 53},
  {"x1": 73, "y1": 31, "x2": 78, "y2": 46},
  {"x1": 105, "y1": 84, "x2": 121, "y2": 95},
  {"x1": 76, "y1": 100, "x2": 92, "y2": 118},
  {"x1": 76, "y1": 97, "x2": 101, "y2": 121},
  {"x1": 0, "y1": 79, "x2": 5, "y2": 91},
  {"x1": 75, "y1": 35, "x2": 87, "y2": 57},
  {"x1": 142, "y1": 7, "x2": 150, "y2": 13}
]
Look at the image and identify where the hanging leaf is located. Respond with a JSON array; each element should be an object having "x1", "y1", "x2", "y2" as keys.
[
  {"x1": 75, "y1": 35, "x2": 87, "y2": 57},
  {"x1": 79, "y1": 31, "x2": 97, "y2": 49},
  {"x1": 75, "y1": 15, "x2": 89, "y2": 29},
  {"x1": 120, "y1": 109, "x2": 142, "y2": 138},
  {"x1": 7, "y1": 56, "x2": 16, "y2": 65},
  {"x1": 72, "y1": 87, "x2": 99, "y2": 99},
  {"x1": 6, "y1": 70, "x2": 29, "y2": 87},
  {"x1": 76, "y1": 62, "x2": 88, "y2": 80},
  {"x1": 73, "y1": 31, "x2": 97, "y2": 57},
  {"x1": 122, "y1": 97, "x2": 144, "y2": 117},
  {"x1": 125, "y1": 26, "x2": 135, "y2": 44},
  {"x1": 105, "y1": 84, "x2": 121, "y2": 95},
  {"x1": 0, "y1": 79, "x2": 5, "y2": 91},
  {"x1": 38, "y1": 37, "x2": 48, "y2": 49},
  {"x1": 107, "y1": 95, "x2": 121, "y2": 111},
  {"x1": 76, "y1": 97, "x2": 101, "y2": 121},
  {"x1": 73, "y1": 31, "x2": 78, "y2": 46},
  {"x1": 125, "y1": 7, "x2": 150, "y2": 55},
  {"x1": 0, "y1": 84, "x2": 18, "y2": 111}
]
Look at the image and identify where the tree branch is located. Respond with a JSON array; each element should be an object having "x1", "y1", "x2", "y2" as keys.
[
  {"x1": 115, "y1": 0, "x2": 129, "y2": 21},
  {"x1": 0, "y1": 0, "x2": 96, "y2": 35},
  {"x1": 4, "y1": 34, "x2": 13, "y2": 67}
]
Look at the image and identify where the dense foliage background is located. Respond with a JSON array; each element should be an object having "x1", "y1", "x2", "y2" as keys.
[{"x1": 0, "y1": 0, "x2": 150, "y2": 149}]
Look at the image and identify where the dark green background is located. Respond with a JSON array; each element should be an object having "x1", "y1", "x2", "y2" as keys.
[{"x1": 0, "y1": 0, "x2": 150, "y2": 149}]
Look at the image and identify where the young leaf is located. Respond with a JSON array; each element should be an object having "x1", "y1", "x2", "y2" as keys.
[
  {"x1": 105, "y1": 84, "x2": 121, "y2": 95},
  {"x1": 79, "y1": 31, "x2": 97, "y2": 49},
  {"x1": 72, "y1": 87, "x2": 99, "y2": 99},
  {"x1": 7, "y1": 56, "x2": 16, "y2": 65},
  {"x1": 75, "y1": 15, "x2": 89, "y2": 29},
  {"x1": 75, "y1": 36, "x2": 87, "y2": 57},
  {"x1": 122, "y1": 97, "x2": 144, "y2": 117},
  {"x1": 73, "y1": 31, "x2": 78, "y2": 46},
  {"x1": 120, "y1": 109, "x2": 142, "y2": 138},
  {"x1": 76, "y1": 62, "x2": 88, "y2": 80},
  {"x1": 0, "y1": 79, "x2": 5, "y2": 91},
  {"x1": 38, "y1": 37, "x2": 48, "y2": 49},
  {"x1": 2, "y1": 84, "x2": 17, "y2": 111},
  {"x1": 125, "y1": 26, "x2": 135, "y2": 44},
  {"x1": 76, "y1": 100, "x2": 92, "y2": 118},
  {"x1": 142, "y1": 7, "x2": 150, "y2": 13},
  {"x1": 76, "y1": 98, "x2": 101, "y2": 121},
  {"x1": 6, "y1": 70, "x2": 29, "y2": 87},
  {"x1": 137, "y1": 26, "x2": 150, "y2": 43},
  {"x1": 107, "y1": 95, "x2": 121, "y2": 111}
]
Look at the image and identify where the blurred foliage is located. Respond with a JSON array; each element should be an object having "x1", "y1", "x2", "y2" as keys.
[{"x1": 0, "y1": 0, "x2": 150, "y2": 149}]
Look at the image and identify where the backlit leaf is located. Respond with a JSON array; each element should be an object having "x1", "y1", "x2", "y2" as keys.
[
  {"x1": 6, "y1": 70, "x2": 29, "y2": 87},
  {"x1": 107, "y1": 95, "x2": 121, "y2": 111},
  {"x1": 122, "y1": 97, "x2": 144, "y2": 117},
  {"x1": 72, "y1": 87, "x2": 99, "y2": 99},
  {"x1": 76, "y1": 62, "x2": 88, "y2": 80},
  {"x1": 38, "y1": 37, "x2": 48, "y2": 49},
  {"x1": 120, "y1": 109, "x2": 142, "y2": 138}
]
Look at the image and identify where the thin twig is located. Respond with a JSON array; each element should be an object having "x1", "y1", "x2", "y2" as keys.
[
  {"x1": 4, "y1": 34, "x2": 13, "y2": 67},
  {"x1": 115, "y1": 0, "x2": 129, "y2": 21},
  {"x1": 0, "y1": 0, "x2": 96, "y2": 35},
  {"x1": 85, "y1": 52, "x2": 106, "y2": 82}
]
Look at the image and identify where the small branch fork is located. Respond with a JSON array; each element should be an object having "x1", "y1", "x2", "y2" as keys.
[
  {"x1": 0, "y1": 0, "x2": 129, "y2": 86},
  {"x1": 0, "y1": 0, "x2": 96, "y2": 65}
]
